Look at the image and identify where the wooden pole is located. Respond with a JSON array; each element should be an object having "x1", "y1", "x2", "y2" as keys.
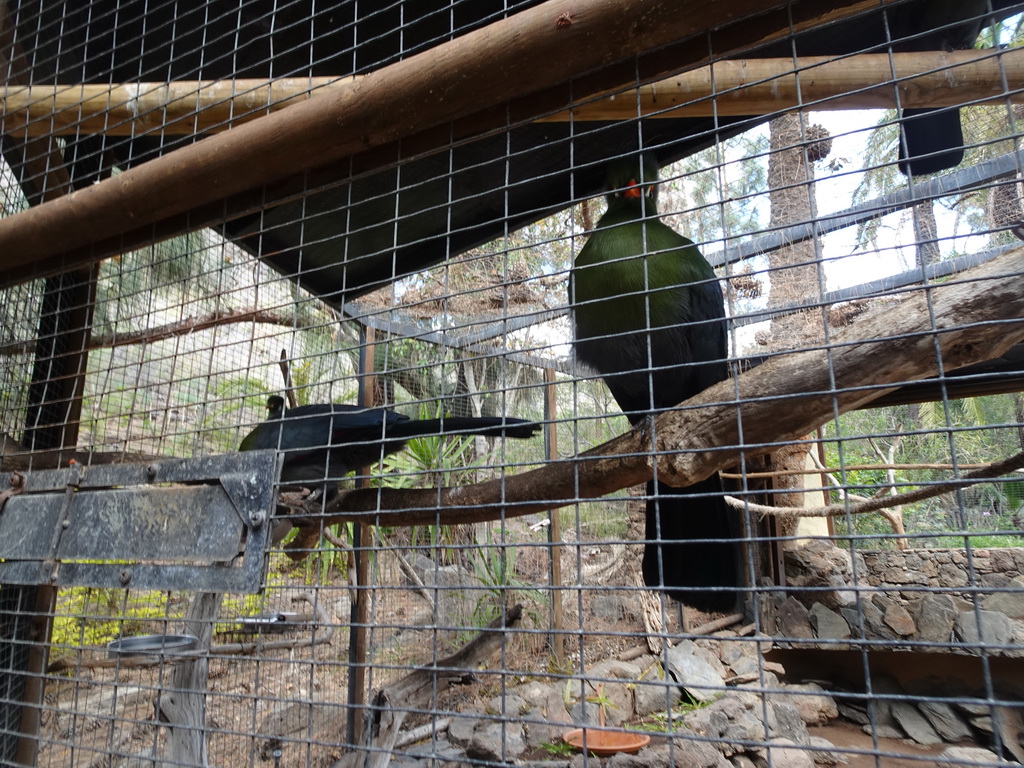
[
  {"x1": 347, "y1": 326, "x2": 376, "y2": 745},
  {"x1": 4, "y1": 51, "x2": 1019, "y2": 137},
  {"x1": 159, "y1": 592, "x2": 222, "y2": 767},
  {"x1": 0, "y1": 0, "x2": 888, "y2": 283},
  {"x1": 1, "y1": 77, "x2": 353, "y2": 137}
]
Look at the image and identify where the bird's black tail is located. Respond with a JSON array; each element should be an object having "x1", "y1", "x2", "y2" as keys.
[
  {"x1": 387, "y1": 417, "x2": 540, "y2": 440},
  {"x1": 898, "y1": 107, "x2": 964, "y2": 176},
  {"x1": 642, "y1": 474, "x2": 743, "y2": 613}
]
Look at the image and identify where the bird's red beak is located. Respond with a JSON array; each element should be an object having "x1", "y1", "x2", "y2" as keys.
[{"x1": 623, "y1": 180, "x2": 643, "y2": 199}]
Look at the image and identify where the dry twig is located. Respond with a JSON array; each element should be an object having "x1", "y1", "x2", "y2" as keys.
[{"x1": 723, "y1": 450, "x2": 1024, "y2": 520}]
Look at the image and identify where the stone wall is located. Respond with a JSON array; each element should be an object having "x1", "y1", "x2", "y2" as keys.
[
  {"x1": 773, "y1": 541, "x2": 1024, "y2": 654},
  {"x1": 861, "y1": 547, "x2": 1024, "y2": 595}
]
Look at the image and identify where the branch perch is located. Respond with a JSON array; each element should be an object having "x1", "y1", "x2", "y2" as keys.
[{"x1": 286, "y1": 246, "x2": 1024, "y2": 530}]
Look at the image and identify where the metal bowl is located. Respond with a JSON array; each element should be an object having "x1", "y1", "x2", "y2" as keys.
[
  {"x1": 106, "y1": 633, "x2": 199, "y2": 658},
  {"x1": 238, "y1": 612, "x2": 306, "y2": 634}
]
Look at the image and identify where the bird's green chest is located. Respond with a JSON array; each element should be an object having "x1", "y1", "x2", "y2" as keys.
[{"x1": 572, "y1": 216, "x2": 706, "y2": 335}]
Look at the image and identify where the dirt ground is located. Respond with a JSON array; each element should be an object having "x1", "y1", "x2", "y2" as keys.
[{"x1": 810, "y1": 722, "x2": 959, "y2": 768}]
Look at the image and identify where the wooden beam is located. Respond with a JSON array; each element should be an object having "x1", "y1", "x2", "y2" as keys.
[
  {"x1": 570, "y1": 49, "x2": 1024, "y2": 120},
  {"x1": 0, "y1": 0, "x2": 892, "y2": 285},
  {"x1": 4, "y1": 51, "x2": 1019, "y2": 138}
]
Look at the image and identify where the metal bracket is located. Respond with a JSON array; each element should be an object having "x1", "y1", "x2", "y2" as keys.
[{"x1": 0, "y1": 451, "x2": 277, "y2": 593}]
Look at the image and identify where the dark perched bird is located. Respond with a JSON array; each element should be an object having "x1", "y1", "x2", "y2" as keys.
[
  {"x1": 570, "y1": 154, "x2": 740, "y2": 612},
  {"x1": 239, "y1": 396, "x2": 540, "y2": 500}
]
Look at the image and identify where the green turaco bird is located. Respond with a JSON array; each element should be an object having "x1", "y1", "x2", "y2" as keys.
[
  {"x1": 570, "y1": 153, "x2": 741, "y2": 612},
  {"x1": 240, "y1": 395, "x2": 540, "y2": 501}
]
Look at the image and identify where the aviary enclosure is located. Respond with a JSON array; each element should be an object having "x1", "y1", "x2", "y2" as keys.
[{"x1": 2, "y1": 0, "x2": 1024, "y2": 766}]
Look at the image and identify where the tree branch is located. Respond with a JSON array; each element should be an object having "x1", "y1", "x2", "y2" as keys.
[
  {"x1": 721, "y1": 461, "x2": 1010, "y2": 480},
  {"x1": 286, "y1": 246, "x2": 1024, "y2": 530},
  {"x1": 0, "y1": 307, "x2": 318, "y2": 356},
  {"x1": 724, "y1": 450, "x2": 1024, "y2": 520}
]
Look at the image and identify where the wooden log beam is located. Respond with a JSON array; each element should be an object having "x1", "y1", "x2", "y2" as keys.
[
  {"x1": 573, "y1": 49, "x2": 1024, "y2": 121},
  {"x1": 4, "y1": 51, "x2": 1019, "y2": 137},
  {"x1": 0, "y1": 0, "x2": 893, "y2": 285}
]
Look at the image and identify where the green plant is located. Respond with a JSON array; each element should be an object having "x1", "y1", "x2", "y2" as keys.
[
  {"x1": 378, "y1": 402, "x2": 486, "y2": 490},
  {"x1": 540, "y1": 740, "x2": 575, "y2": 757},
  {"x1": 300, "y1": 522, "x2": 351, "y2": 584},
  {"x1": 634, "y1": 691, "x2": 713, "y2": 732},
  {"x1": 585, "y1": 683, "x2": 616, "y2": 727},
  {"x1": 466, "y1": 527, "x2": 547, "y2": 629}
]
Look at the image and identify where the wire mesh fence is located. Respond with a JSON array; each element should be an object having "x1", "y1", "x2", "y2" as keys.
[{"x1": 2, "y1": 1, "x2": 1024, "y2": 766}]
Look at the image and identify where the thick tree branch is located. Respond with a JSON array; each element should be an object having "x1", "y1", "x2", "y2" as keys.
[{"x1": 301, "y1": 246, "x2": 1024, "y2": 529}]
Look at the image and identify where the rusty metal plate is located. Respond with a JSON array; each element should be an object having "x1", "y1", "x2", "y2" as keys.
[{"x1": 0, "y1": 451, "x2": 278, "y2": 593}]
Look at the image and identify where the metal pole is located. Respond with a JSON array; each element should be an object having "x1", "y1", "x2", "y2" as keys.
[{"x1": 543, "y1": 367, "x2": 564, "y2": 665}]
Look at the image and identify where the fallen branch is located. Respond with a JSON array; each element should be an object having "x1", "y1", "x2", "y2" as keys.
[
  {"x1": 394, "y1": 718, "x2": 451, "y2": 749},
  {"x1": 618, "y1": 612, "x2": 745, "y2": 661},
  {"x1": 723, "y1": 450, "x2": 1024, "y2": 520}
]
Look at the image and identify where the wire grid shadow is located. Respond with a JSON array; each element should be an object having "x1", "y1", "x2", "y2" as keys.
[{"x1": 1, "y1": 1, "x2": 1024, "y2": 767}]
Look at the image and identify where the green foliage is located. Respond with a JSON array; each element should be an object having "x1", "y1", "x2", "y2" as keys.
[
  {"x1": 466, "y1": 527, "x2": 547, "y2": 630},
  {"x1": 634, "y1": 691, "x2": 713, "y2": 733},
  {"x1": 540, "y1": 740, "x2": 576, "y2": 757},
  {"x1": 824, "y1": 395, "x2": 1024, "y2": 548},
  {"x1": 382, "y1": 431, "x2": 481, "y2": 490},
  {"x1": 50, "y1": 588, "x2": 180, "y2": 658},
  {"x1": 1004, "y1": 479, "x2": 1024, "y2": 510},
  {"x1": 927, "y1": 533, "x2": 1024, "y2": 549},
  {"x1": 296, "y1": 523, "x2": 351, "y2": 585}
]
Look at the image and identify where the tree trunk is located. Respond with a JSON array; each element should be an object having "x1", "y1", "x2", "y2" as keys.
[
  {"x1": 764, "y1": 114, "x2": 831, "y2": 541},
  {"x1": 766, "y1": 113, "x2": 827, "y2": 351},
  {"x1": 158, "y1": 592, "x2": 223, "y2": 767},
  {"x1": 912, "y1": 201, "x2": 940, "y2": 268}
]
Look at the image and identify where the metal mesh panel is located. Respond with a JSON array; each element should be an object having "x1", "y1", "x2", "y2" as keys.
[{"x1": 1, "y1": 1, "x2": 1024, "y2": 767}]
